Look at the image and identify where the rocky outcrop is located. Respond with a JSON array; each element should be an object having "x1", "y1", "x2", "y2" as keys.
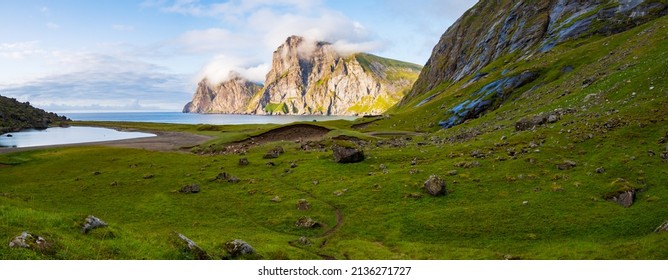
[
  {"x1": 402, "y1": 0, "x2": 668, "y2": 106},
  {"x1": 184, "y1": 36, "x2": 422, "y2": 116},
  {"x1": 0, "y1": 95, "x2": 69, "y2": 135},
  {"x1": 183, "y1": 74, "x2": 263, "y2": 114}
]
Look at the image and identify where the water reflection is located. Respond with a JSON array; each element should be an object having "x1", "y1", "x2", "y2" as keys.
[{"x1": 0, "y1": 127, "x2": 156, "y2": 148}]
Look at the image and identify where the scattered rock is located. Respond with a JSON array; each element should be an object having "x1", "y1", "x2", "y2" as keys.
[
  {"x1": 92, "y1": 171, "x2": 101, "y2": 176},
  {"x1": 228, "y1": 176, "x2": 240, "y2": 183},
  {"x1": 295, "y1": 216, "x2": 320, "y2": 228},
  {"x1": 332, "y1": 145, "x2": 365, "y2": 163},
  {"x1": 224, "y1": 239, "x2": 256, "y2": 257},
  {"x1": 82, "y1": 215, "x2": 108, "y2": 233},
  {"x1": 522, "y1": 201, "x2": 529, "y2": 205},
  {"x1": 648, "y1": 150, "x2": 656, "y2": 157},
  {"x1": 290, "y1": 162, "x2": 297, "y2": 168},
  {"x1": 110, "y1": 181, "x2": 119, "y2": 187},
  {"x1": 298, "y1": 236, "x2": 311, "y2": 245},
  {"x1": 611, "y1": 190, "x2": 636, "y2": 208},
  {"x1": 409, "y1": 169, "x2": 419, "y2": 175},
  {"x1": 655, "y1": 221, "x2": 668, "y2": 233},
  {"x1": 605, "y1": 178, "x2": 636, "y2": 208},
  {"x1": 143, "y1": 174, "x2": 154, "y2": 179},
  {"x1": 296, "y1": 199, "x2": 311, "y2": 210},
  {"x1": 596, "y1": 167, "x2": 605, "y2": 174},
  {"x1": 501, "y1": 135, "x2": 507, "y2": 141},
  {"x1": 270, "y1": 196, "x2": 281, "y2": 202},
  {"x1": 556, "y1": 160, "x2": 577, "y2": 170},
  {"x1": 662, "y1": 152, "x2": 668, "y2": 160},
  {"x1": 503, "y1": 254, "x2": 521, "y2": 260},
  {"x1": 471, "y1": 150, "x2": 485, "y2": 158},
  {"x1": 8, "y1": 232, "x2": 52, "y2": 252},
  {"x1": 172, "y1": 232, "x2": 210, "y2": 260},
  {"x1": 263, "y1": 146, "x2": 284, "y2": 159},
  {"x1": 379, "y1": 164, "x2": 387, "y2": 170},
  {"x1": 424, "y1": 175, "x2": 446, "y2": 196},
  {"x1": 216, "y1": 172, "x2": 229, "y2": 180},
  {"x1": 448, "y1": 170, "x2": 458, "y2": 176},
  {"x1": 410, "y1": 158, "x2": 418, "y2": 165},
  {"x1": 265, "y1": 162, "x2": 275, "y2": 166},
  {"x1": 180, "y1": 184, "x2": 200, "y2": 193},
  {"x1": 238, "y1": 157, "x2": 250, "y2": 166}
]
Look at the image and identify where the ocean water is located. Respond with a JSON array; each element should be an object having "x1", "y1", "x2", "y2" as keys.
[
  {"x1": 63, "y1": 112, "x2": 357, "y2": 125},
  {"x1": 0, "y1": 127, "x2": 156, "y2": 148}
]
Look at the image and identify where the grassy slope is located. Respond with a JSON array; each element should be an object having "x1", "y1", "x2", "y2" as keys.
[{"x1": 1, "y1": 18, "x2": 668, "y2": 260}]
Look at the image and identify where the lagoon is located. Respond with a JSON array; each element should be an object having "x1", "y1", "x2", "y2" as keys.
[{"x1": 0, "y1": 126, "x2": 156, "y2": 148}]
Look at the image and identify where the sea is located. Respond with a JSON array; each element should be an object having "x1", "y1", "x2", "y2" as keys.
[{"x1": 63, "y1": 112, "x2": 357, "y2": 125}]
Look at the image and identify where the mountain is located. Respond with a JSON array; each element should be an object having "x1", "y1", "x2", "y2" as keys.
[
  {"x1": 0, "y1": 95, "x2": 69, "y2": 134},
  {"x1": 390, "y1": 0, "x2": 668, "y2": 130},
  {"x1": 184, "y1": 36, "x2": 422, "y2": 115},
  {"x1": 182, "y1": 74, "x2": 263, "y2": 114}
]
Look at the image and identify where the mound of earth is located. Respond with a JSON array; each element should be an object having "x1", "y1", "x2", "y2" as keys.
[{"x1": 223, "y1": 124, "x2": 331, "y2": 153}]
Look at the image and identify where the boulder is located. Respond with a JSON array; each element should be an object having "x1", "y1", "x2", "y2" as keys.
[
  {"x1": 82, "y1": 215, "x2": 108, "y2": 233},
  {"x1": 556, "y1": 160, "x2": 577, "y2": 170},
  {"x1": 655, "y1": 221, "x2": 668, "y2": 233},
  {"x1": 8, "y1": 232, "x2": 51, "y2": 252},
  {"x1": 424, "y1": 175, "x2": 446, "y2": 196},
  {"x1": 296, "y1": 199, "x2": 311, "y2": 210},
  {"x1": 332, "y1": 145, "x2": 365, "y2": 163},
  {"x1": 611, "y1": 190, "x2": 635, "y2": 208},
  {"x1": 263, "y1": 146, "x2": 284, "y2": 159},
  {"x1": 295, "y1": 216, "x2": 320, "y2": 228},
  {"x1": 172, "y1": 232, "x2": 210, "y2": 260},
  {"x1": 224, "y1": 239, "x2": 256, "y2": 257},
  {"x1": 180, "y1": 184, "x2": 200, "y2": 193},
  {"x1": 238, "y1": 157, "x2": 250, "y2": 166}
]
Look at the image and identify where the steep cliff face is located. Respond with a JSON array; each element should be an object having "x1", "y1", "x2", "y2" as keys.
[
  {"x1": 184, "y1": 36, "x2": 422, "y2": 116},
  {"x1": 246, "y1": 36, "x2": 422, "y2": 115},
  {"x1": 183, "y1": 74, "x2": 263, "y2": 114},
  {"x1": 402, "y1": 0, "x2": 668, "y2": 106}
]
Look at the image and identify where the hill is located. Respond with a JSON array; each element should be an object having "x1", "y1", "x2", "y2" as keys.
[{"x1": 0, "y1": 95, "x2": 69, "y2": 135}]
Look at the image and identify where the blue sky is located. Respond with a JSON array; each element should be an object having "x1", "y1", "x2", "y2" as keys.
[{"x1": 0, "y1": 0, "x2": 477, "y2": 112}]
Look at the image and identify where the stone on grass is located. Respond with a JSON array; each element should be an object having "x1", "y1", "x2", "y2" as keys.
[
  {"x1": 172, "y1": 232, "x2": 210, "y2": 260},
  {"x1": 655, "y1": 221, "x2": 668, "y2": 233},
  {"x1": 270, "y1": 196, "x2": 282, "y2": 202},
  {"x1": 263, "y1": 146, "x2": 284, "y2": 159},
  {"x1": 238, "y1": 158, "x2": 250, "y2": 166},
  {"x1": 611, "y1": 190, "x2": 635, "y2": 208},
  {"x1": 180, "y1": 184, "x2": 200, "y2": 193},
  {"x1": 332, "y1": 145, "x2": 364, "y2": 163},
  {"x1": 224, "y1": 239, "x2": 256, "y2": 257},
  {"x1": 556, "y1": 160, "x2": 577, "y2": 170},
  {"x1": 296, "y1": 199, "x2": 311, "y2": 210},
  {"x1": 295, "y1": 216, "x2": 320, "y2": 228},
  {"x1": 82, "y1": 215, "x2": 108, "y2": 233},
  {"x1": 424, "y1": 175, "x2": 446, "y2": 196},
  {"x1": 9, "y1": 232, "x2": 52, "y2": 252}
]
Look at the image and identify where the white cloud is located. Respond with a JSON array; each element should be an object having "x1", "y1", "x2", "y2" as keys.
[
  {"x1": 112, "y1": 24, "x2": 135, "y2": 31},
  {"x1": 0, "y1": 41, "x2": 45, "y2": 59},
  {"x1": 197, "y1": 54, "x2": 268, "y2": 84}
]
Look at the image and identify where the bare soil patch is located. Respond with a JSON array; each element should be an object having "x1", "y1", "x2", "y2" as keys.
[{"x1": 223, "y1": 124, "x2": 331, "y2": 153}]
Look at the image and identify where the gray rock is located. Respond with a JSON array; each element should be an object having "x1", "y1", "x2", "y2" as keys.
[
  {"x1": 296, "y1": 199, "x2": 311, "y2": 210},
  {"x1": 238, "y1": 157, "x2": 250, "y2": 166},
  {"x1": 655, "y1": 221, "x2": 668, "y2": 233},
  {"x1": 9, "y1": 232, "x2": 51, "y2": 251},
  {"x1": 263, "y1": 146, "x2": 284, "y2": 159},
  {"x1": 173, "y1": 232, "x2": 210, "y2": 260},
  {"x1": 596, "y1": 167, "x2": 605, "y2": 174},
  {"x1": 224, "y1": 239, "x2": 256, "y2": 257},
  {"x1": 611, "y1": 190, "x2": 635, "y2": 208},
  {"x1": 228, "y1": 176, "x2": 240, "y2": 183},
  {"x1": 270, "y1": 196, "x2": 281, "y2": 202},
  {"x1": 332, "y1": 145, "x2": 365, "y2": 163},
  {"x1": 295, "y1": 216, "x2": 320, "y2": 228},
  {"x1": 298, "y1": 236, "x2": 311, "y2": 245},
  {"x1": 290, "y1": 162, "x2": 297, "y2": 168},
  {"x1": 82, "y1": 215, "x2": 108, "y2": 233},
  {"x1": 180, "y1": 184, "x2": 200, "y2": 193},
  {"x1": 410, "y1": 158, "x2": 418, "y2": 165},
  {"x1": 556, "y1": 160, "x2": 577, "y2": 170},
  {"x1": 424, "y1": 175, "x2": 446, "y2": 196}
]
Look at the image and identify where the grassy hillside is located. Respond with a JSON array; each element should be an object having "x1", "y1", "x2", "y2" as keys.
[
  {"x1": 1, "y1": 16, "x2": 667, "y2": 260},
  {"x1": 0, "y1": 95, "x2": 69, "y2": 135}
]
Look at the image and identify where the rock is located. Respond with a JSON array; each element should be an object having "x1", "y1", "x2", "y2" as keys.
[
  {"x1": 503, "y1": 254, "x2": 521, "y2": 260},
  {"x1": 8, "y1": 232, "x2": 51, "y2": 252},
  {"x1": 295, "y1": 216, "x2": 320, "y2": 228},
  {"x1": 611, "y1": 190, "x2": 636, "y2": 208},
  {"x1": 648, "y1": 150, "x2": 655, "y2": 157},
  {"x1": 143, "y1": 174, "x2": 154, "y2": 179},
  {"x1": 296, "y1": 199, "x2": 311, "y2": 210},
  {"x1": 216, "y1": 172, "x2": 229, "y2": 180},
  {"x1": 662, "y1": 152, "x2": 668, "y2": 160},
  {"x1": 547, "y1": 114, "x2": 559, "y2": 123},
  {"x1": 379, "y1": 164, "x2": 387, "y2": 170},
  {"x1": 172, "y1": 232, "x2": 210, "y2": 260},
  {"x1": 92, "y1": 171, "x2": 101, "y2": 176},
  {"x1": 238, "y1": 157, "x2": 250, "y2": 166},
  {"x1": 522, "y1": 201, "x2": 529, "y2": 205},
  {"x1": 410, "y1": 158, "x2": 418, "y2": 165},
  {"x1": 332, "y1": 145, "x2": 365, "y2": 163},
  {"x1": 655, "y1": 221, "x2": 668, "y2": 233},
  {"x1": 183, "y1": 75, "x2": 263, "y2": 114},
  {"x1": 265, "y1": 162, "x2": 275, "y2": 166},
  {"x1": 180, "y1": 184, "x2": 200, "y2": 193},
  {"x1": 298, "y1": 236, "x2": 311, "y2": 245},
  {"x1": 404, "y1": 193, "x2": 423, "y2": 199},
  {"x1": 471, "y1": 150, "x2": 485, "y2": 158},
  {"x1": 228, "y1": 176, "x2": 240, "y2": 183},
  {"x1": 290, "y1": 162, "x2": 297, "y2": 168},
  {"x1": 556, "y1": 160, "x2": 577, "y2": 170},
  {"x1": 110, "y1": 181, "x2": 119, "y2": 187},
  {"x1": 263, "y1": 146, "x2": 284, "y2": 159},
  {"x1": 82, "y1": 215, "x2": 108, "y2": 233},
  {"x1": 424, "y1": 175, "x2": 446, "y2": 196},
  {"x1": 596, "y1": 167, "x2": 605, "y2": 174},
  {"x1": 270, "y1": 196, "x2": 281, "y2": 202},
  {"x1": 448, "y1": 170, "x2": 458, "y2": 176},
  {"x1": 224, "y1": 239, "x2": 256, "y2": 257}
]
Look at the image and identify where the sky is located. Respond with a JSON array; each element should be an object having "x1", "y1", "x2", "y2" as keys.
[{"x1": 0, "y1": 0, "x2": 477, "y2": 112}]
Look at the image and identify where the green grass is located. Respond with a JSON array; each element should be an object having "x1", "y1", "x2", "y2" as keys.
[{"x1": 2, "y1": 15, "x2": 668, "y2": 260}]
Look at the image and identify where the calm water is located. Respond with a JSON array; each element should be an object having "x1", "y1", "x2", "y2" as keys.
[
  {"x1": 64, "y1": 112, "x2": 357, "y2": 125},
  {"x1": 0, "y1": 127, "x2": 156, "y2": 148}
]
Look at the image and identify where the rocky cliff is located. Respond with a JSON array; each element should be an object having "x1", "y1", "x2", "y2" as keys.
[
  {"x1": 182, "y1": 74, "x2": 263, "y2": 114},
  {"x1": 0, "y1": 95, "x2": 69, "y2": 134},
  {"x1": 401, "y1": 0, "x2": 668, "y2": 106},
  {"x1": 185, "y1": 36, "x2": 422, "y2": 115}
]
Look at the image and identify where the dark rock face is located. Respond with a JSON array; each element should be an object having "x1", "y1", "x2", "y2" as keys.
[
  {"x1": 82, "y1": 215, "x2": 108, "y2": 233},
  {"x1": 180, "y1": 184, "x2": 200, "y2": 193},
  {"x1": 332, "y1": 145, "x2": 365, "y2": 163},
  {"x1": 424, "y1": 175, "x2": 447, "y2": 196},
  {"x1": 295, "y1": 216, "x2": 320, "y2": 228},
  {"x1": 403, "y1": 0, "x2": 668, "y2": 107},
  {"x1": 224, "y1": 239, "x2": 256, "y2": 257}
]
